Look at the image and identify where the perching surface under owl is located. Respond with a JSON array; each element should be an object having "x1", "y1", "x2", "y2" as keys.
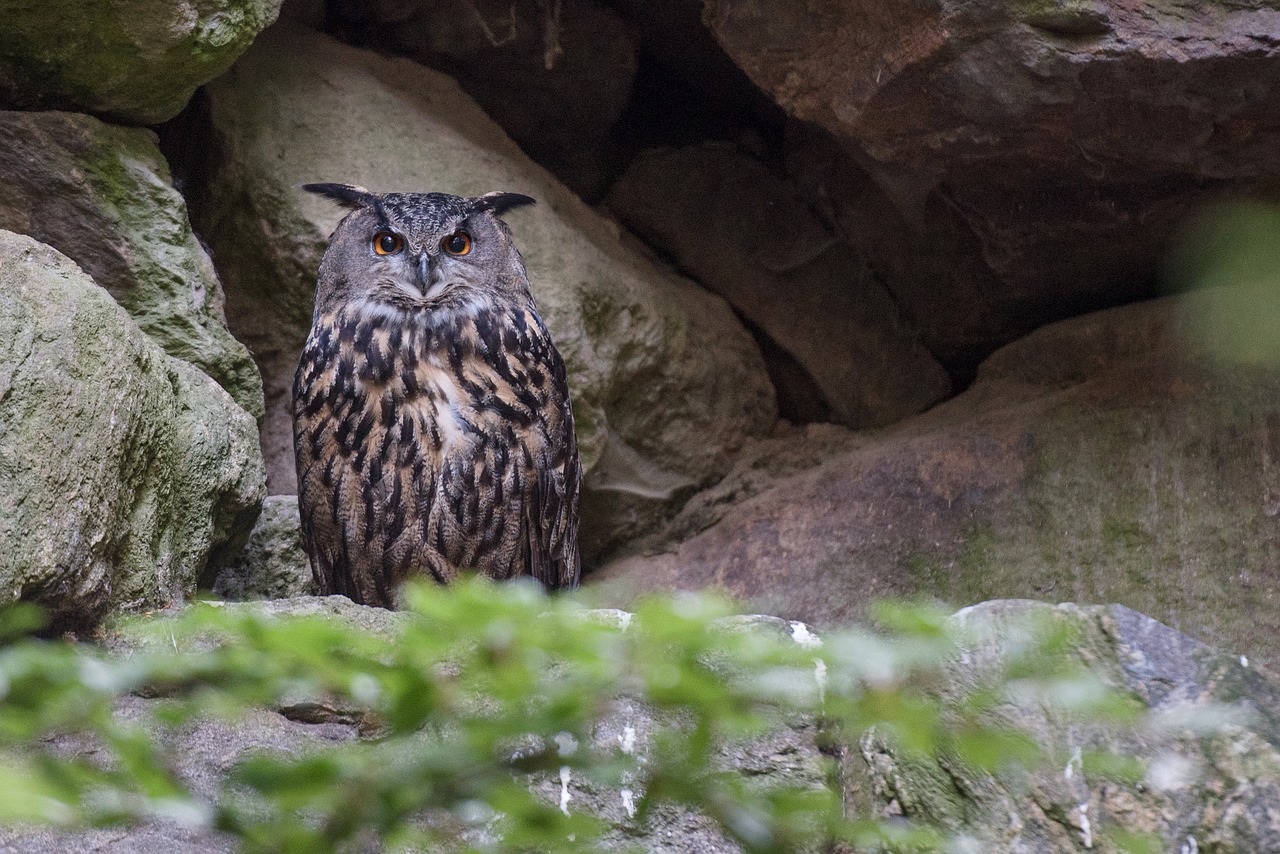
[{"x1": 293, "y1": 184, "x2": 580, "y2": 607}]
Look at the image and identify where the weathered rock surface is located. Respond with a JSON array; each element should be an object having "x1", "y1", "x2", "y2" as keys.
[
  {"x1": 708, "y1": 0, "x2": 1280, "y2": 373},
  {"x1": 0, "y1": 0, "x2": 282, "y2": 124},
  {"x1": 0, "y1": 111, "x2": 263, "y2": 417},
  {"x1": 593, "y1": 291, "x2": 1280, "y2": 667},
  {"x1": 0, "y1": 231, "x2": 265, "y2": 631},
  {"x1": 340, "y1": 0, "x2": 637, "y2": 199},
  {"x1": 614, "y1": 421, "x2": 868, "y2": 559},
  {"x1": 192, "y1": 21, "x2": 776, "y2": 558},
  {"x1": 212, "y1": 495, "x2": 314, "y2": 600},
  {"x1": 848, "y1": 599, "x2": 1280, "y2": 852},
  {"x1": 608, "y1": 142, "x2": 951, "y2": 428},
  {"x1": 0, "y1": 691, "x2": 340, "y2": 854}
]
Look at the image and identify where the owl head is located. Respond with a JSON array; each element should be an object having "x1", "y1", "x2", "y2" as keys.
[{"x1": 303, "y1": 183, "x2": 536, "y2": 317}]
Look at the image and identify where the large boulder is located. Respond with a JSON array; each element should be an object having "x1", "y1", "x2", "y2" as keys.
[
  {"x1": 0, "y1": 111, "x2": 263, "y2": 417},
  {"x1": 0, "y1": 231, "x2": 265, "y2": 631},
  {"x1": 608, "y1": 142, "x2": 951, "y2": 428},
  {"x1": 706, "y1": 0, "x2": 1280, "y2": 374},
  {"x1": 594, "y1": 290, "x2": 1280, "y2": 667},
  {"x1": 191, "y1": 21, "x2": 776, "y2": 559},
  {"x1": 0, "y1": 0, "x2": 283, "y2": 125}
]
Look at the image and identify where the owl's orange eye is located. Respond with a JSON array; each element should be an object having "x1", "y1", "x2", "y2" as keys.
[
  {"x1": 373, "y1": 232, "x2": 404, "y2": 255},
  {"x1": 442, "y1": 231, "x2": 472, "y2": 256}
]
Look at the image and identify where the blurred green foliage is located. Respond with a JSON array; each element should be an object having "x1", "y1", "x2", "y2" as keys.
[
  {"x1": 0, "y1": 582, "x2": 1150, "y2": 852},
  {"x1": 1168, "y1": 200, "x2": 1280, "y2": 367}
]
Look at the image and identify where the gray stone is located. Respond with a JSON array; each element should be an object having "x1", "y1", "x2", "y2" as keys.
[
  {"x1": 95, "y1": 599, "x2": 827, "y2": 853},
  {"x1": 0, "y1": 0, "x2": 283, "y2": 124},
  {"x1": 213, "y1": 495, "x2": 314, "y2": 600},
  {"x1": 0, "y1": 230, "x2": 265, "y2": 631},
  {"x1": 608, "y1": 142, "x2": 951, "y2": 428},
  {"x1": 0, "y1": 111, "x2": 263, "y2": 417},
  {"x1": 0, "y1": 693, "x2": 344, "y2": 853},
  {"x1": 194, "y1": 21, "x2": 776, "y2": 559}
]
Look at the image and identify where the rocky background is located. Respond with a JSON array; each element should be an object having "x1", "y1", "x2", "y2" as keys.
[{"x1": 4, "y1": 0, "x2": 1280, "y2": 847}]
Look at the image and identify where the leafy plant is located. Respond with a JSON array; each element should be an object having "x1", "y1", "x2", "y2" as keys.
[{"x1": 0, "y1": 583, "x2": 1154, "y2": 852}]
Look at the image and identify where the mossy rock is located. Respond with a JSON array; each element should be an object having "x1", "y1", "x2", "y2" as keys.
[
  {"x1": 595, "y1": 293, "x2": 1280, "y2": 669},
  {"x1": 0, "y1": 0, "x2": 282, "y2": 124},
  {"x1": 0, "y1": 230, "x2": 265, "y2": 630},
  {"x1": 0, "y1": 110, "x2": 263, "y2": 417},
  {"x1": 213, "y1": 495, "x2": 314, "y2": 600}
]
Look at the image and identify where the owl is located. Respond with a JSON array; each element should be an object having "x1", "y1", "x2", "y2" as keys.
[{"x1": 292, "y1": 183, "x2": 581, "y2": 607}]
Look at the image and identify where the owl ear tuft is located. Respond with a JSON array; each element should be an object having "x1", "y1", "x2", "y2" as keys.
[
  {"x1": 302, "y1": 183, "x2": 377, "y2": 210},
  {"x1": 471, "y1": 192, "x2": 536, "y2": 218}
]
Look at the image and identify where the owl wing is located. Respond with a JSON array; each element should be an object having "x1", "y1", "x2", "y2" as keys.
[
  {"x1": 292, "y1": 353, "x2": 338, "y2": 597},
  {"x1": 524, "y1": 364, "x2": 581, "y2": 589}
]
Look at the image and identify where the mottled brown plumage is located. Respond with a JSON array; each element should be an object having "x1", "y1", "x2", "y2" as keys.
[{"x1": 293, "y1": 184, "x2": 580, "y2": 607}]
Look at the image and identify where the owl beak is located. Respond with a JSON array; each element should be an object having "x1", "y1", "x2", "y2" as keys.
[{"x1": 415, "y1": 253, "x2": 431, "y2": 291}]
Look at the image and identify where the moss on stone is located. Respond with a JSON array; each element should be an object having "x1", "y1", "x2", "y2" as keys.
[
  {"x1": 924, "y1": 373, "x2": 1280, "y2": 663},
  {"x1": 871, "y1": 297, "x2": 1280, "y2": 666}
]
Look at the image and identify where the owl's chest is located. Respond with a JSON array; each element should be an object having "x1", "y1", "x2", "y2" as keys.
[
  {"x1": 349, "y1": 352, "x2": 497, "y2": 460},
  {"x1": 296, "y1": 308, "x2": 553, "y2": 465},
  {"x1": 414, "y1": 368, "x2": 468, "y2": 450}
]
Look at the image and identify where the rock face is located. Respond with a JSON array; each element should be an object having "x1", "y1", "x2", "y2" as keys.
[
  {"x1": 0, "y1": 111, "x2": 263, "y2": 416},
  {"x1": 608, "y1": 142, "x2": 951, "y2": 428},
  {"x1": 593, "y1": 291, "x2": 1280, "y2": 667},
  {"x1": 707, "y1": 0, "x2": 1280, "y2": 373},
  {"x1": 192, "y1": 21, "x2": 776, "y2": 559},
  {"x1": 849, "y1": 599, "x2": 1280, "y2": 852},
  {"x1": 0, "y1": 0, "x2": 283, "y2": 124},
  {"x1": 0, "y1": 231, "x2": 265, "y2": 631}
]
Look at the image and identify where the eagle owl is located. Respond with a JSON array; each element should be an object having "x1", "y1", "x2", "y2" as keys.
[{"x1": 293, "y1": 183, "x2": 581, "y2": 607}]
